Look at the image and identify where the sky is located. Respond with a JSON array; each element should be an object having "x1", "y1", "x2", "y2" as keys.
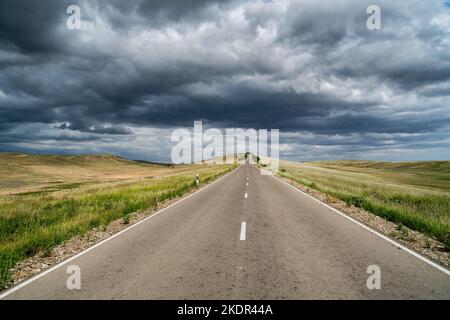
[{"x1": 0, "y1": 0, "x2": 450, "y2": 162}]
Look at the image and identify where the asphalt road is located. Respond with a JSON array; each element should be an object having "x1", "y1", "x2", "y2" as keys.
[{"x1": 2, "y1": 165, "x2": 450, "y2": 299}]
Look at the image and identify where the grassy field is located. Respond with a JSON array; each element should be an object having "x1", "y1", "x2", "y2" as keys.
[
  {"x1": 0, "y1": 153, "x2": 235, "y2": 289},
  {"x1": 0, "y1": 153, "x2": 220, "y2": 195},
  {"x1": 279, "y1": 160, "x2": 450, "y2": 251}
]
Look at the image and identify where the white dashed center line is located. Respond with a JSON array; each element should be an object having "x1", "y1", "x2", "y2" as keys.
[
  {"x1": 244, "y1": 193, "x2": 248, "y2": 198},
  {"x1": 240, "y1": 222, "x2": 246, "y2": 241}
]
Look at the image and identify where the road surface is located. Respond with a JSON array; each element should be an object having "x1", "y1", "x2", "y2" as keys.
[{"x1": 2, "y1": 165, "x2": 450, "y2": 299}]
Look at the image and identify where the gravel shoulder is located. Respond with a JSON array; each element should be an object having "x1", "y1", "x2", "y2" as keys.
[{"x1": 278, "y1": 175, "x2": 450, "y2": 269}]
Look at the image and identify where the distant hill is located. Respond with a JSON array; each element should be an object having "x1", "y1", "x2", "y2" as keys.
[
  {"x1": 309, "y1": 160, "x2": 450, "y2": 172},
  {"x1": 0, "y1": 153, "x2": 170, "y2": 195},
  {"x1": 280, "y1": 159, "x2": 450, "y2": 191}
]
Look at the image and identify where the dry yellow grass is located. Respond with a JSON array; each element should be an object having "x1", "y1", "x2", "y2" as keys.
[
  {"x1": 279, "y1": 160, "x2": 450, "y2": 251},
  {"x1": 0, "y1": 153, "x2": 216, "y2": 195},
  {"x1": 0, "y1": 153, "x2": 235, "y2": 288}
]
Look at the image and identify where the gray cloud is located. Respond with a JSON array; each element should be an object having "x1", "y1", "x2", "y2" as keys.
[{"x1": 0, "y1": 0, "x2": 449, "y2": 161}]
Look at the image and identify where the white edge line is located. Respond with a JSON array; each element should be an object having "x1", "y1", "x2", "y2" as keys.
[
  {"x1": 272, "y1": 175, "x2": 450, "y2": 277},
  {"x1": 0, "y1": 166, "x2": 240, "y2": 299},
  {"x1": 240, "y1": 222, "x2": 246, "y2": 241}
]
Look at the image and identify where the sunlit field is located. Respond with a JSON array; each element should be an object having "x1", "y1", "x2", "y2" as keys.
[
  {"x1": 279, "y1": 160, "x2": 450, "y2": 251},
  {"x1": 0, "y1": 153, "x2": 234, "y2": 288}
]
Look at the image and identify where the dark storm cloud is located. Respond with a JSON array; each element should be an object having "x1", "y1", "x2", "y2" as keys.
[
  {"x1": 55, "y1": 121, "x2": 132, "y2": 135},
  {"x1": 111, "y1": 88, "x2": 374, "y2": 131},
  {"x1": 0, "y1": 0, "x2": 71, "y2": 53},
  {"x1": 0, "y1": 0, "x2": 449, "y2": 160}
]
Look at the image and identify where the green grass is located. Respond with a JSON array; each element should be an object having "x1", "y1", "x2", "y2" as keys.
[
  {"x1": 279, "y1": 160, "x2": 450, "y2": 251},
  {"x1": 0, "y1": 164, "x2": 234, "y2": 289}
]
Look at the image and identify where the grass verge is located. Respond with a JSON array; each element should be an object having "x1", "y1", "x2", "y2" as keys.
[
  {"x1": 279, "y1": 161, "x2": 450, "y2": 251},
  {"x1": 0, "y1": 164, "x2": 234, "y2": 289}
]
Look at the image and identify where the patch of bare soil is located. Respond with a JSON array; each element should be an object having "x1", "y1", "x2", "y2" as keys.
[{"x1": 278, "y1": 176, "x2": 450, "y2": 268}]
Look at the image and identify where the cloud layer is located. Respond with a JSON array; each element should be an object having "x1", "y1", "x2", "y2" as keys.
[{"x1": 1, "y1": 0, "x2": 450, "y2": 161}]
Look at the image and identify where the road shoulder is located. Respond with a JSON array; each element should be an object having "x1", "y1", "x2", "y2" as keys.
[{"x1": 275, "y1": 173, "x2": 450, "y2": 270}]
